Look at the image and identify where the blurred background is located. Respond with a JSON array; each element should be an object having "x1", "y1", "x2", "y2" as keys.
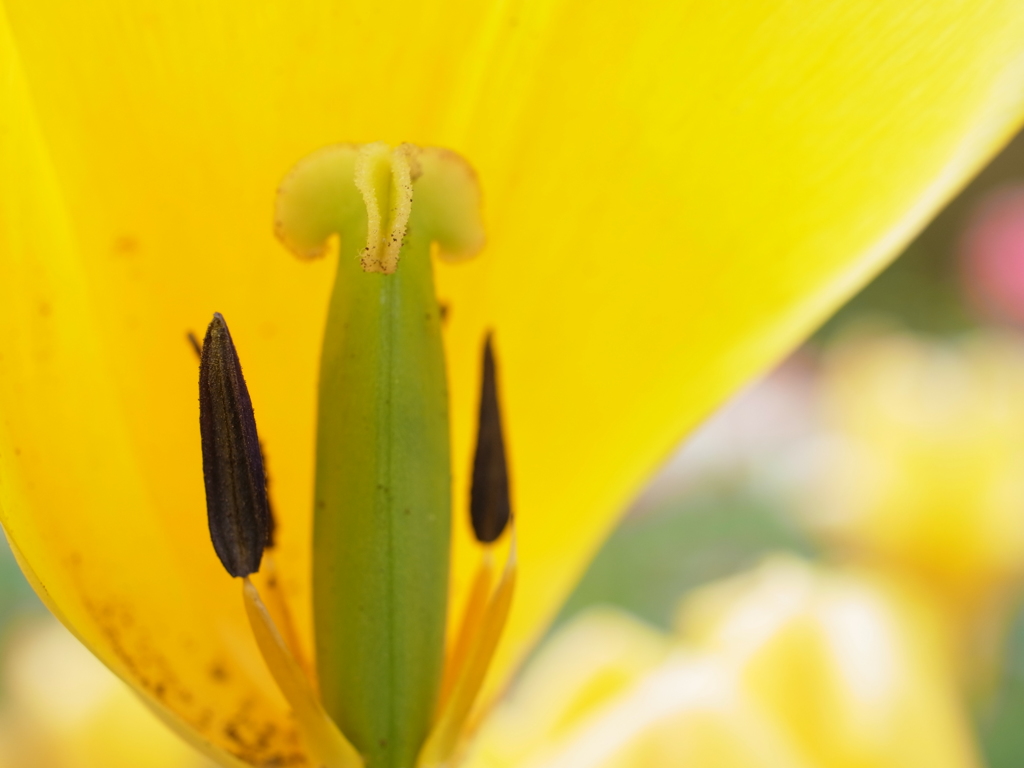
[{"x1": 8, "y1": 132, "x2": 1024, "y2": 766}]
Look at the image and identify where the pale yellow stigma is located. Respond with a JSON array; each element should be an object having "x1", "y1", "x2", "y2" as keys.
[
  {"x1": 275, "y1": 141, "x2": 485, "y2": 273},
  {"x1": 353, "y1": 142, "x2": 415, "y2": 274}
]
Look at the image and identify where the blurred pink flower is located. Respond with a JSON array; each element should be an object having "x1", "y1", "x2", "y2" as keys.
[{"x1": 961, "y1": 184, "x2": 1024, "y2": 323}]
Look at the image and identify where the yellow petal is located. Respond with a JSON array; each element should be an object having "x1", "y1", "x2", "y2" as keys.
[
  {"x1": 467, "y1": 609, "x2": 814, "y2": 768},
  {"x1": 2, "y1": 1, "x2": 1024, "y2": 753},
  {"x1": 438, "y1": 0, "x2": 1024, "y2": 703},
  {"x1": 0, "y1": 10, "x2": 304, "y2": 763},
  {"x1": 478, "y1": 653, "x2": 818, "y2": 768},
  {"x1": 678, "y1": 557, "x2": 980, "y2": 768}
]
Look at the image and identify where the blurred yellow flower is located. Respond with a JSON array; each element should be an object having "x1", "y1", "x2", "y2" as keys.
[
  {"x1": 3, "y1": 1, "x2": 1024, "y2": 765},
  {"x1": 801, "y1": 330, "x2": 1024, "y2": 682},
  {"x1": 0, "y1": 619, "x2": 216, "y2": 768},
  {"x1": 468, "y1": 557, "x2": 977, "y2": 768}
]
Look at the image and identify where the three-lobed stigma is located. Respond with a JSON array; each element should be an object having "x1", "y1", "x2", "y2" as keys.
[{"x1": 274, "y1": 142, "x2": 485, "y2": 272}]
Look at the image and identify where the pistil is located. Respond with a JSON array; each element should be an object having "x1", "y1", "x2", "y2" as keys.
[{"x1": 276, "y1": 142, "x2": 487, "y2": 768}]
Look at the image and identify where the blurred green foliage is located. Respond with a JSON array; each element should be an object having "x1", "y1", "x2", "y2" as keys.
[
  {"x1": 979, "y1": 600, "x2": 1024, "y2": 768},
  {"x1": 0, "y1": 534, "x2": 44, "y2": 632},
  {"x1": 0, "y1": 534, "x2": 44, "y2": 702},
  {"x1": 0, "y1": 532, "x2": 40, "y2": 618},
  {"x1": 553, "y1": 489, "x2": 816, "y2": 631}
]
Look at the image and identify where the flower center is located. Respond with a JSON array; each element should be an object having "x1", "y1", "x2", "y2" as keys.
[{"x1": 197, "y1": 143, "x2": 513, "y2": 768}]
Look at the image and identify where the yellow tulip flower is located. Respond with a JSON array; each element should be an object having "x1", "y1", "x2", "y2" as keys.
[
  {"x1": 801, "y1": 329, "x2": 1024, "y2": 685},
  {"x1": 2, "y1": 2, "x2": 1024, "y2": 766},
  {"x1": 468, "y1": 557, "x2": 978, "y2": 768},
  {"x1": 678, "y1": 557, "x2": 977, "y2": 768}
]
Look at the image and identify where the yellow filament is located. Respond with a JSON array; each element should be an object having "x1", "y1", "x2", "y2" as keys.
[
  {"x1": 256, "y1": 554, "x2": 317, "y2": 691},
  {"x1": 242, "y1": 578, "x2": 363, "y2": 768},
  {"x1": 418, "y1": 536, "x2": 517, "y2": 768},
  {"x1": 438, "y1": 554, "x2": 494, "y2": 711}
]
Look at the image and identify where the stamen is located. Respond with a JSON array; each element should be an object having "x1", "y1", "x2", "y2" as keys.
[
  {"x1": 437, "y1": 555, "x2": 495, "y2": 711},
  {"x1": 417, "y1": 535, "x2": 517, "y2": 768},
  {"x1": 242, "y1": 579, "x2": 363, "y2": 768},
  {"x1": 254, "y1": 554, "x2": 316, "y2": 689},
  {"x1": 187, "y1": 330, "x2": 203, "y2": 358},
  {"x1": 470, "y1": 335, "x2": 512, "y2": 544},
  {"x1": 198, "y1": 313, "x2": 270, "y2": 578},
  {"x1": 253, "y1": 443, "x2": 315, "y2": 683},
  {"x1": 420, "y1": 332, "x2": 516, "y2": 765}
]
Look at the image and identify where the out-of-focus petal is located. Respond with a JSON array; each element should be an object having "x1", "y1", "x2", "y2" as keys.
[
  {"x1": 679, "y1": 557, "x2": 980, "y2": 768},
  {"x1": 0, "y1": 618, "x2": 217, "y2": 768},
  {"x1": 466, "y1": 609, "x2": 671, "y2": 768},
  {"x1": 469, "y1": 557, "x2": 979, "y2": 768},
  {"x1": 803, "y1": 332, "x2": 1024, "y2": 602}
]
